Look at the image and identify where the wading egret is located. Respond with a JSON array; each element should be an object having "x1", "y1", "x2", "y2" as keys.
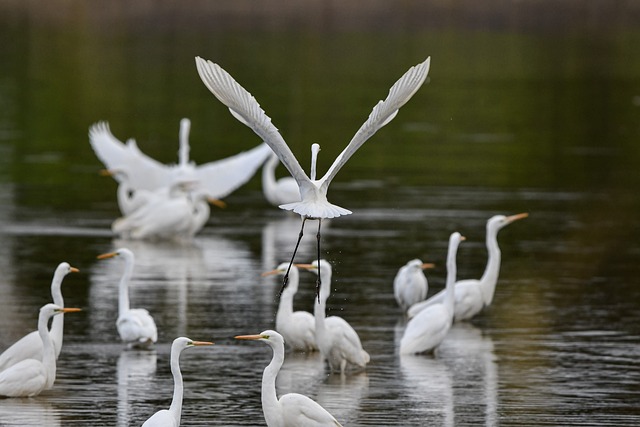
[
  {"x1": 235, "y1": 330, "x2": 343, "y2": 427},
  {"x1": 0, "y1": 304, "x2": 81, "y2": 397},
  {"x1": 400, "y1": 232, "x2": 464, "y2": 355},
  {"x1": 262, "y1": 152, "x2": 301, "y2": 208},
  {"x1": 141, "y1": 337, "x2": 213, "y2": 427},
  {"x1": 394, "y1": 259, "x2": 435, "y2": 312},
  {"x1": 407, "y1": 213, "x2": 528, "y2": 321},
  {"x1": 89, "y1": 119, "x2": 272, "y2": 202},
  {"x1": 0, "y1": 263, "x2": 79, "y2": 371},
  {"x1": 97, "y1": 248, "x2": 157, "y2": 348},
  {"x1": 195, "y1": 56, "x2": 431, "y2": 297},
  {"x1": 262, "y1": 263, "x2": 317, "y2": 352},
  {"x1": 298, "y1": 260, "x2": 369, "y2": 373}
]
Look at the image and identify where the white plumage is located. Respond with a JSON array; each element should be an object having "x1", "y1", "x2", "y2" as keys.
[{"x1": 393, "y1": 259, "x2": 435, "y2": 312}]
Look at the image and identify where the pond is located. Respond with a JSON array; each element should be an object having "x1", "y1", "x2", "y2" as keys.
[{"x1": 0, "y1": 1, "x2": 639, "y2": 426}]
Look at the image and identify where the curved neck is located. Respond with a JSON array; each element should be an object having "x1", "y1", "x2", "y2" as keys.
[
  {"x1": 313, "y1": 268, "x2": 331, "y2": 337},
  {"x1": 480, "y1": 227, "x2": 502, "y2": 306},
  {"x1": 262, "y1": 343, "x2": 284, "y2": 425},
  {"x1": 168, "y1": 348, "x2": 184, "y2": 424},
  {"x1": 310, "y1": 144, "x2": 320, "y2": 181},
  {"x1": 444, "y1": 244, "x2": 459, "y2": 315},
  {"x1": 118, "y1": 255, "x2": 134, "y2": 315},
  {"x1": 276, "y1": 270, "x2": 297, "y2": 328},
  {"x1": 39, "y1": 311, "x2": 57, "y2": 389},
  {"x1": 50, "y1": 270, "x2": 66, "y2": 353}
]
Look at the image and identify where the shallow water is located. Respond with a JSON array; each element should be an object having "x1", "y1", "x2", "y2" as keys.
[{"x1": 1, "y1": 1, "x2": 640, "y2": 426}]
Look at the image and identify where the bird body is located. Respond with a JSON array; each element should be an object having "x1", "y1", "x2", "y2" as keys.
[
  {"x1": 141, "y1": 337, "x2": 213, "y2": 427},
  {"x1": 393, "y1": 259, "x2": 434, "y2": 311},
  {"x1": 235, "y1": 330, "x2": 342, "y2": 427},
  {"x1": 0, "y1": 263, "x2": 79, "y2": 372},
  {"x1": 0, "y1": 304, "x2": 80, "y2": 397},
  {"x1": 407, "y1": 213, "x2": 528, "y2": 321},
  {"x1": 263, "y1": 264, "x2": 317, "y2": 352},
  {"x1": 299, "y1": 260, "x2": 369, "y2": 373},
  {"x1": 262, "y1": 152, "x2": 300, "y2": 207},
  {"x1": 400, "y1": 233, "x2": 464, "y2": 355},
  {"x1": 97, "y1": 248, "x2": 157, "y2": 347}
]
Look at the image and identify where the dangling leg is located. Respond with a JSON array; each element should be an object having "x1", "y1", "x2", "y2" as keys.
[
  {"x1": 316, "y1": 218, "x2": 322, "y2": 302},
  {"x1": 281, "y1": 216, "x2": 307, "y2": 295}
]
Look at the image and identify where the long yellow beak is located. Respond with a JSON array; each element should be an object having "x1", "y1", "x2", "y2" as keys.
[
  {"x1": 97, "y1": 252, "x2": 118, "y2": 260},
  {"x1": 61, "y1": 308, "x2": 82, "y2": 313},
  {"x1": 234, "y1": 334, "x2": 262, "y2": 340},
  {"x1": 293, "y1": 263, "x2": 315, "y2": 270},
  {"x1": 70, "y1": 266, "x2": 80, "y2": 273},
  {"x1": 261, "y1": 269, "x2": 280, "y2": 277},
  {"x1": 192, "y1": 341, "x2": 214, "y2": 346},
  {"x1": 208, "y1": 198, "x2": 227, "y2": 209},
  {"x1": 421, "y1": 263, "x2": 435, "y2": 270},
  {"x1": 507, "y1": 212, "x2": 529, "y2": 223},
  {"x1": 99, "y1": 169, "x2": 114, "y2": 177}
]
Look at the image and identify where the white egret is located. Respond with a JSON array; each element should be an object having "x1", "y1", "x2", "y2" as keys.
[
  {"x1": 89, "y1": 119, "x2": 271, "y2": 219},
  {"x1": 298, "y1": 260, "x2": 369, "y2": 373},
  {"x1": 141, "y1": 337, "x2": 213, "y2": 427},
  {"x1": 235, "y1": 330, "x2": 343, "y2": 427},
  {"x1": 0, "y1": 304, "x2": 81, "y2": 397},
  {"x1": 407, "y1": 213, "x2": 528, "y2": 321},
  {"x1": 195, "y1": 56, "x2": 431, "y2": 296},
  {"x1": 0, "y1": 262, "x2": 79, "y2": 371},
  {"x1": 400, "y1": 232, "x2": 465, "y2": 355},
  {"x1": 262, "y1": 152, "x2": 301, "y2": 207},
  {"x1": 97, "y1": 248, "x2": 157, "y2": 348},
  {"x1": 393, "y1": 259, "x2": 435, "y2": 312},
  {"x1": 262, "y1": 263, "x2": 317, "y2": 352}
]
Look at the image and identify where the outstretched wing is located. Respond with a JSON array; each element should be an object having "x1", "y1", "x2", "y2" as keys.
[
  {"x1": 195, "y1": 57, "x2": 311, "y2": 191},
  {"x1": 319, "y1": 57, "x2": 431, "y2": 191},
  {"x1": 88, "y1": 122, "x2": 171, "y2": 190},
  {"x1": 195, "y1": 142, "x2": 272, "y2": 198}
]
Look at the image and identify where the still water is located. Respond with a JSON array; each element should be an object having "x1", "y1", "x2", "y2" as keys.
[{"x1": 1, "y1": 1, "x2": 639, "y2": 426}]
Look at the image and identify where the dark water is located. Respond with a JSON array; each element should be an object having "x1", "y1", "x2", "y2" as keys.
[{"x1": 0, "y1": 1, "x2": 639, "y2": 426}]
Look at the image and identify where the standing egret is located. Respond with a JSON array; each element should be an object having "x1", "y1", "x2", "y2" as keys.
[
  {"x1": 298, "y1": 260, "x2": 369, "y2": 373},
  {"x1": 407, "y1": 213, "x2": 528, "y2": 321},
  {"x1": 262, "y1": 263, "x2": 317, "y2": 352},
  {"x1": 0, "y1": 304, "x2": 81, "y2": 397},
  {"x1": 97, "y1": 248, "x2": 157, "y2": 348},
  {"x1": 89, "y1": 119, "x2": 271, "y2": 213},
  {"x1": 262, "y1": 152, "x2": 301, "y2": 207},
  {"x1": 393, "y1": 259, "x2": 435, "y2": 312},
  {"x1": 141, "y1": 337, "x2": 213, "y2": 427},
  {"x1": 400, "y1": 232, "x2": 465, "y2": 355},
  {"x1": 195, "y1": 56, "x2": 431, "y2": 296},
  {"x1": 235, "y1": 330, "x2": 343, "y2": 427},
  {"x1": 0, "y1": 262, "x2": 79, "y2": 371}
]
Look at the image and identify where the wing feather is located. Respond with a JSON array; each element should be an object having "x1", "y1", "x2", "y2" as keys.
[
  {"x1": 320, "y1": 57, "x2": 431, "y2": 191},
  {"x1": 195, "y1": 57, "x2": 311, "y2": 189}
]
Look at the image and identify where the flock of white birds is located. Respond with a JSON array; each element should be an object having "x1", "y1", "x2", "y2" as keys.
[{"x1": 0, "y1": 55, "x2": 529, "y2": 427}]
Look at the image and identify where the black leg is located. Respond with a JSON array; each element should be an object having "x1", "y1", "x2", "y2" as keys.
[
  {"x1": 280, "y1": 216, "x2": 307, "y2": 296},
  {"x1": 316, "y1": 219, "x2": 322, "y2": 302}
]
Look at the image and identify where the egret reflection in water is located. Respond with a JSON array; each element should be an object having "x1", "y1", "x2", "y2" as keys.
[{"x1": 116, "y1": 349, "x2": 157, "y2": 427}]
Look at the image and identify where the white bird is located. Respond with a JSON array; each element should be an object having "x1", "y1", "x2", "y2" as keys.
[
  {"x1": 195, "y1": 56, "x2": 431, "y2": 295},
  {"x1": 400, "y1": 232, "x2": 465, "y2": 355},
  {"x1": 262, "y1": 263, "x2": 317, "y2": 352},
  {"x1": 298, "y1": 260, "x2": 369, "y2": 373},
  {"x1": 262, "y1": 152, "x2": 301, "y2": 207},
  {"x1": 97, "y1": 248, "x2": 157, "y2": 347},
  {"x1": 235, "y1": 330, "x2": 343, "y2": 427},
  {"x1": 393, "y1": 259, "x2": 435, "y2": 312},
  {"x1": 89, "y1": 118, "x2": 271, "y2": 210},
  {"x1": 407, "y1": 213, "x2": 528, "y2": 321},
  {"x1": 141, "y1": 337, "x2": 213, "y2": 427},
  {"x1": 0, "y1": 262, "x2": 79, "y2": 371},
  {"x1": 0, "y1": 304, "x2": 81, "y2": 397}
]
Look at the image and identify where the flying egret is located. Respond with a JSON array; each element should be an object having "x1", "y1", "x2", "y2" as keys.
[
  {"x1": 407, "y1": 213, "x2": 528, "y2": 321},
  {"x1": 393, "y1": 259, "x2": 435, "y2": 312},
  {"x1": 235, "y1": 330, "x2": 343, "y2": 427},
  {"x1": 97, "y1": 248, "x2": 158, "y2": 347},
  {"x1": 89, "y1": 119, "x2": 271, "y2": 211},
  {"x1": 400, "y1": 232, "x2": 464, "y2": 355},
  {"x1": 141, "y1": 337, "x2": 213, "y2": 427},
  {"x1": 0, "y1": 304, "x2": 81, "y2": 397},
  {"x1": 298, "y1": 260, "x2": 369, "y2": 373},
  {"x1": 262, "y1": 152, "x2": 301, "y2": 208},
  {"x1": 195, "y1": 56, "x2": 431, "y2": 297},
  {"x1": 262, "y1": 263, "x2": 317, "y2": 352},
  {"x1": 0, "y1": 263, "x2": 79, "y2": 371}
]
